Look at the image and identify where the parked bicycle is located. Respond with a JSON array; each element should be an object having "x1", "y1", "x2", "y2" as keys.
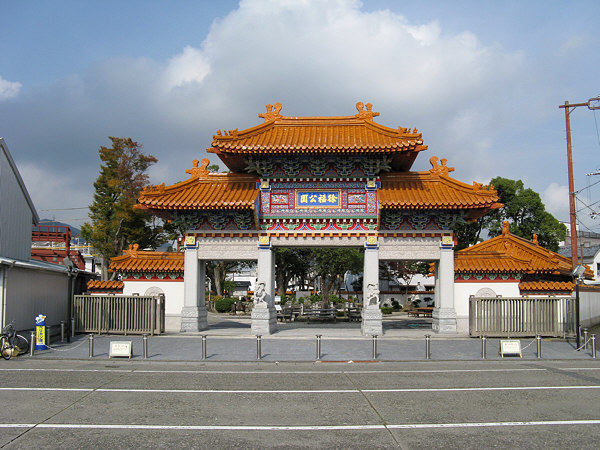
[{"x1": 0, "y1": 322, "x2": 30, "y2": 360}]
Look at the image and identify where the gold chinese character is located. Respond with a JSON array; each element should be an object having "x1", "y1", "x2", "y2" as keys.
[
  {"x1": 318, "y1": 194, "x2": 327, "y2": 203},
  {"x1": 309, "y1": 194, "x2": 317, "y2": 203},
  {"x1": 328, "y1": 193, "x2": 337, "y2": 203},
  {"x1": 300, "y1": 194, "x2": 308, "y2": 204}
]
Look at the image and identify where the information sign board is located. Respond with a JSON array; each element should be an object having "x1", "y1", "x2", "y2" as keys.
[
  {"x1": 109, "y1": 341, "x2": 133, "y2": 359},
  {"x1": 499, "y1": 340, "x2": 522, "y2": 358}
]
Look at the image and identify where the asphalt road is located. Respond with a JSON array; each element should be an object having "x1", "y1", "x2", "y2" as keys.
[{"x1": 1, "y1": 359, "x2": 600, "y2": 449}]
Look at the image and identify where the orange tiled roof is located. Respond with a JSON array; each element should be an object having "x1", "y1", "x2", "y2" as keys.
[
  {"x1": 110, "y1": 244, "x2": 184, "y2": 273},
  {"x1": 208, "y1": 102, "x2": 427, "y2": 172},
  {"x1": 137, "y1": 159, "x2": 257, "y2": 211},
  {"x1": 379, "y1": 157, "x2": 501, "y2": 215},
  {"x1": 519, "y1": 280, "x2": 575, "y2": 292},
  {"x1": 455, "y1": 221, "x2": 590, "y2": 276},
  {"x1": 87, "y1": 280, "x2": 124, "y2": 290}
]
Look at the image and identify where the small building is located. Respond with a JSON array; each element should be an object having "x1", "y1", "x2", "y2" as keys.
[
  {"x1": 453, "y1": 221, "x2": 592, "y2": 332},
  {"x1": 109, "y1": 244, "x2": 184, "y2": 331},
  {"x1": 1, "y1": 138, "x2": 94, "y2": 331}
]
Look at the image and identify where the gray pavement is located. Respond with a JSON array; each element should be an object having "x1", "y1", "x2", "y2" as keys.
[{"x1": 29, "y1": 313, "x2": 598, "y2": 362}]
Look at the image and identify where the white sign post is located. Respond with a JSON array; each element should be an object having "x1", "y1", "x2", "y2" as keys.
[
  {"x1": 109, "y1": 341, "x2": 133, "y2": 359},
  {"x1": 499, "y1": 340, "x2": 522, "y2": 358}
]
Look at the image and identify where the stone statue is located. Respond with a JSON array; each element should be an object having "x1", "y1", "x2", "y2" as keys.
[
  {"x1": 366, "y1": 283, "x2": 380, "y2": 307},
  {"x1": 253, "y1": 282, "x2": 267, "y2": 305}
]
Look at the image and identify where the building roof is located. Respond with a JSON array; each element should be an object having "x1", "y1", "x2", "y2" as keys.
[
  {"x1": 379, "y1": 157, "x2": 501, "y2": 218},
  {"x1": 110, "y1": 244, "x2": 184, "y2": 273},
  {"x1": 0, "y1": 138, "x2": 39, "y2": 224},
  {"x1": 87, "y1": 280, "x2": 124, "y2": 291},
  {"x1": 518, "y1": 280, "x2": 575, "y2": 293},
  {"x1": 137, "y1": 159, "x2": 257, "y2": 211},
  {"x1": 455, "y1": 221, "x2": 591, "y2": 276},
  {"x1": 208, "y1": 102, "x2": 427, "y2": 172}
]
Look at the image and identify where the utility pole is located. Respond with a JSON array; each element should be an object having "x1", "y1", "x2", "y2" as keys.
[{"x1": 559, "y1": 96, "x2": 600, "y2": 269}]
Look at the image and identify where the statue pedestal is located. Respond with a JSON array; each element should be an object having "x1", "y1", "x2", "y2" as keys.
[
  {"x1": 361, "y1": 306, "x2": 383, "y2": 336},
  {"x1": 180, "y1": 306, "x2": 208, "y2": 332},
  {"x1": 251, "y1": 303, "x2": 278, "y2": 335},
  {"x1": 432, "y1": 307, "x2": 457, "y2": 334}
]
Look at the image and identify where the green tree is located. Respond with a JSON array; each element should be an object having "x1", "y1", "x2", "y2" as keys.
[
  {"x1": 275, "y1": 248, "x2": 312, "y2": 295},
  {"x1": 380, "y1": 261, "x2": 430, "y2": 296},
  {"x1": 81, "y1": 137, "x2": 161, "y2": 279},
  {"x1": 454, "y1": 177, "x2": 566, "y2": 251},
  {"x1": 310, "y1": 248, "x2": 363, "y2": 307}
]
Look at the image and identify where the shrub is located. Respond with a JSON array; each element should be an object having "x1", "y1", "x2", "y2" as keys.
[
  {"x1": 215, "y1": 297, "x2": 237, "y2": 313},
  {"x1": 381, "y1": 306, "x2": 393, "y2": 315}
]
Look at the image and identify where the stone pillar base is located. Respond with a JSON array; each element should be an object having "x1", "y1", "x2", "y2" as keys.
[
  {"x1": 251, "y1": 304, "x2": 278, "y2": 335},
  {"x1": 432, "y1": 307, "x2": 457, "y2": 334},
  {"x1": 180, "y1": 306, "x2": 208, "y2": 332},
  {"x1": 361, "y1": 307, "x2": 383, "y2": 336}
]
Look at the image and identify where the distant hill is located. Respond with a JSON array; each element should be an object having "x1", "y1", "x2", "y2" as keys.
[{"x1": 38, "y1": 219, "x2": 81, "y2": 237}]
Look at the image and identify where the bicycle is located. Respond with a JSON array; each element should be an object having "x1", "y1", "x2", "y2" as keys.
[{"x1": 0, "y1": 322, "x2": 30, "y2": 360}]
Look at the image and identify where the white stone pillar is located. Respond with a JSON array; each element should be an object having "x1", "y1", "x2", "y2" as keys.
[
  {"x1": 361, "y1": 245, "x2": 382, "y2": 336},
  {"x1": 180, "y1": 245, "x2": 208, "y2": 332},
  {"x1": 432, "y1": 245, "x2": 457, "y2": 333},
  {"x1": 251, "y1": 244, "x2": 278, "y2": 335}
]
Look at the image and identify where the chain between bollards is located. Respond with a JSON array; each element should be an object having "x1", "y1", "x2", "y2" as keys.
[
  {"x1": 143, "y1": 334, "x2": 149, "y2": 359},
  {"x1": 88, "y1": 333, "x2": 94, "y2": 358},
  {"x1": 316, "y1": 335, "x2": 321, "y2": 361},
  {"x1": 592, "y1": 334, "x2": 597, "y2": 359},
  {"x1": 481, "y1": 335, "x2": 487, "y2": 359},
  {"x1": 372, "y1": 335, "x2": 378, "y2": 360},
  {"x1": 256, "y1": 335, "x2": 262, "y2": 360},
  {"x1": 202, "y1": 335, "x2": 207, "y2": 360},
  {"x1": 536, "y1": 335, "x2": 542, "y2": 359},
  {"x1": 30, "y1": 330, "x2": 35, "y2": 357},
  {"x1": 425, "y1": 335, "x2": 431, "y2": 360}
]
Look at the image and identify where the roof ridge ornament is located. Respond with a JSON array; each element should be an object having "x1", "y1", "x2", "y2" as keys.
[
  {"x1": 125, "y1": 243, "x2": 139, "y2": 257},
  {"x1": 258, "y1": 102, "x2": 283, "y2": 122},
  {"x1": 502, "y1": 220, "x2": 510, "y2": 236},
  {"x1": 355, "y1": 102, "x2": 380, "y2": 120},
  {"x1": 429, "y1": 156, "x2": 455, "y2": 176},
  {"x1": 186, "y1": 158, "x2": 211, "y2": 179}
]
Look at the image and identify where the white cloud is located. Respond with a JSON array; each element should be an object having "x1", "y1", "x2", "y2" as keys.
[
  {"x1": 542, "y1": 183, "x2": 569, "y2": 222},
  {"x1": 161, "y1": 45, "x2": 211, "y2": 92},
  {"x1": 0, "y1": 76, "x2": 21, "y2": 101}
]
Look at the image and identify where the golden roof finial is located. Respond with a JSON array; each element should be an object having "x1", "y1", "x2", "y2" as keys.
[
  {"x1": 502, "y1": 220, "x2": 510, "y2": 236},
  {"x1": 258, "y1": 102, "x2": 283, "y2": 122},
  {"x1": 429, "y1": 156, "x2": 455, "y2": 176},
  {"x1": 355, "y1": 101, "x2": 380, "y2": 120},
  {"x1": 186, "y1": 158, "x2": 210, "y2": 179}
]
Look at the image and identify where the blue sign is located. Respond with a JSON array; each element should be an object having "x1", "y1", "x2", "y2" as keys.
[{"x1": 296, "y1": 190, "x2": 341, "y2": 208}]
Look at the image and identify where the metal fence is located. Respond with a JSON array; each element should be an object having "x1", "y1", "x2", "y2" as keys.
[
  {"x1": 469, "y1": 295, "x2": 576, "y2": 338},
  {"x1": 73, "y1": 295, "x2": 165, "y2": 335}
]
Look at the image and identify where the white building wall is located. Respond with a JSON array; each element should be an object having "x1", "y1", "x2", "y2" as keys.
[
  {"x1": 579, "y1": 289, "x2": 600, "y2": 328},
  {"x1": 122, "y1": 280, "x2": 184, "y2": 331},
  {"x1": 0, "y1": 140, "x2": 36, "y2": 260},
  {"x1": 4, "y1": 265, "x2": 69, "y2": 331},
  {"x1": 454, "y1": 281, "x2": 520, "y2": 332}
]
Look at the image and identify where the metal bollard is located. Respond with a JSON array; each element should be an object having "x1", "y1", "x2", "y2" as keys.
[
  {"x1": 88, "y1": 334, "x2": 94, "y2": 358},
  {"x1": 316, "y1": 335, "x2": 322, "y2": 361},
  {"x1": 202, "y1": 335, "x2": 207, "y2": 360},
  {"x1": 592, "y1": 335, "x2": 597, "y2": 359},
  {"x1": 372, "y1": 335, "x2": 378, "y2": 359},
  {"x1": 46, "y1": 326, "x2": 51, "y2": 346},
  {"x1": 256, "y1": 335, "x2": 262, "y2": 360},
  {"x1": 143, "y1": 334, "x2": 149, "y2": 359},
  {"x1": 481, "y1": 335, "x2": 487, "y2": 359},
  {"x1": 536, "y1": 335, "x2": 542, "y2": 359},
  {"x1": 71, "y1": 318, "x2": 75, "y2": 338},
  {"x1": 425, "y1": 335, "x2": 431, "y2": 360},
  {"x1": 584, "y1": 328, "x2": 589, "y2": 350},
  {"x1": 60, "y1": 321, "x2": 65, "y2": 343},
  {"x1": 30, "y1": 331, "x2": 35, "y2": 357}
]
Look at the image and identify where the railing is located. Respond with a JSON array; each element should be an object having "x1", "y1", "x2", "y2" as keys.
[
  {"x1": 469, "y1": 295, "x2": 576, "y2": 338},
  {"x1": 73, "y1": 295, "x2": 165, "y2": 335}
]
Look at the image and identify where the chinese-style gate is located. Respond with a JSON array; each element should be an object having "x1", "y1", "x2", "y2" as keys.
[{"x1": 137, "y1": 102, "x2": 500, "y2": 335}]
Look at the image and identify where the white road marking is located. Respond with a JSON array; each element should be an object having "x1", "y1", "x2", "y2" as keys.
[
  {"x1": 0, "y1": 368, "x2": 548, "y2": 375},
  {"x1": 1, "y1": 385, "x2": 600, "y2": 394},
  {"x1": 1, "y1": 420, "x2": 600, "y2": 431}
]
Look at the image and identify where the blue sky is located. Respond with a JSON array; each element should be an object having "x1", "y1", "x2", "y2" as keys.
[{"x1": 1, "y1": 0, "x2": 599, "y2": 234}]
